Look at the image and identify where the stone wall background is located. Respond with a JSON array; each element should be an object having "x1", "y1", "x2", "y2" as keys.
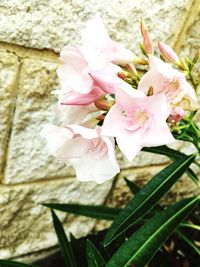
[{"x1": 0, "y1": 0, "x2": 199, "y2": 262}]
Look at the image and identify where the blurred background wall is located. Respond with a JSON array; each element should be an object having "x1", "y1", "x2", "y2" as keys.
[{"x1": 0, "y1": 0, "x2": 199, "y2": 262}]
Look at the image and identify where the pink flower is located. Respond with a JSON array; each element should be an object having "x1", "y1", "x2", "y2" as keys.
[
  {"x1": 101, "y1": 84, "x2": 175, "y2": 161},
  {"x1": 57, "y1": 46, "x2": 121, "y2": 105},
  {"x1": 54, "y1": 103, "x2": 98, "y2": 125},
  {"x1": 138, "y1": 56, "x2": 199, "y2": 111},
  {"x1": 82, "y1": 14, "x2": 134, "y2": 65},
  {"x1": 41, "y1": 124, "x2": 119, "y2": 183}
]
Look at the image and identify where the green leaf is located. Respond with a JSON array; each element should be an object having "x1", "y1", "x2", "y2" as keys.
[
  {"x1": 180, "y1": 222, "x2": 200, "y2": 231},
  {"x1": 0, "y1": 260, "x2": 37, "y2": 267},
  {"x1": 104, "y1": 154, "x2": 195, "y2": 246},
  {"x1": 43, "y1": 203, "x2": 121, "y2": 220},
  {"x1": 106, "y1": 197, "x2": 199, "y2": 267},
  {"x1": 124, "y1": 177, "x2": 140, "y2": 194},
  {"x1": 176, "y1": 229, "x2": 200, "y2": 256},
  {"x1": 51, "y1": 210, "x2": 77, "y2": 267},
  {"x1": 142, "y1": 145, "x2": 185, "y2": 160},
  {"x1": 87, "y1": 240, "x2": 106, "y2": 267},
  {"x1": 142, "y1": 146, "x2": 199, "y2": 184},
  {"x1": 69, "y1": 233, "x2": 87, "y2": 267}
]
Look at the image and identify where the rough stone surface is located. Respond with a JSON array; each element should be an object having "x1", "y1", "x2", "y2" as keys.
[
  {"x1": 0, "y1": 0, "x2": 192, "y2": 53},
  {"x1": 3, "y1": 58, "x2": 76, "y2": 184},
  {"x1": 0, "y1": 52, "x2": 19, "y2": 179},
  {"x1": 0, "y1": 177, "x2": 113, "y2": 259},
  {"x1": 179, "y1": 10, "x2": 200, "y2": 58}
]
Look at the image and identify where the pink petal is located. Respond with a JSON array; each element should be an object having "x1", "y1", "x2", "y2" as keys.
[
  {"x1": 70, "y1": 136, "x2": 119, "y2": 183},
  {"x1": 61, "y1": 87, "x2": 104, "y2": 106},
  {"x1": 57, "y1": 46, "x2": 93, "y2": 94}
]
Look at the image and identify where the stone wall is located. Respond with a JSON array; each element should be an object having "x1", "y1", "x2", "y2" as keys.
[{"x1": 0, "y1": 0, "x2": 199, "y2": 262}]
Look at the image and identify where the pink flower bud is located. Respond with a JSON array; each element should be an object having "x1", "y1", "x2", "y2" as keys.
[
  {"x1": 140, "y1": 20, "x2": 153, "y2": 54},
  {"x1": 169, "y1": 107, "x2": 185, "y2": 123},
  {"x1": 117, "y1": 71, "x2": 126, "y2": 80},
  {"x1": 158, "y1": 41, "x2": 180, "y2": 64},
  {"x1": 94, "y1": 99, "x2": 111, "y2": 111}
]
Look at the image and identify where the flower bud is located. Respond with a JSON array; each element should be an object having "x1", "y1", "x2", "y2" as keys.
[
  {"x1": 140, "y1": 20, "x2": 153, "y2": 54},
  {"x1": 169, "y1": 107, "x2": 185, "y2": 123},
  {"x1": 158, "y1": 41, "x2": 180, "y2": 65},
  {"x1": 126, "y1": 63, "x2": 138, "y2": 76},
  {"x1": 192, "y1": 50, "x2": 200, "y2": 64},
  {"x1": 117, "y1": 71, "x2": 126, "y2": 80},
  {"x1": 94, "y1": 99, "x2": 112, "y2": 111},
  {"x1": 133, "y1": 54, "x2": 148, "y2": 65}
]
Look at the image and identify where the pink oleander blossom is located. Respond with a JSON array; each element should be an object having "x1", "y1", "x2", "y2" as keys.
[
  {"x1": 138, "y1": 56, "x2": 199, "y2": 111},
  {"x1": 82, "y1": 14, "x2": 134, "y2": 65},
  {"x1": 57, "y1": 46, "x2": 121, "y2": 105},
  {"x1": 41, "y1": 124, "x2": 120, "y2": 183},
  {"x1": 101, "y1": 84, "x2": 175, "y2": 161},
  {"x1": 54, "y1": 103, "x2": 98, "y2": 125}
]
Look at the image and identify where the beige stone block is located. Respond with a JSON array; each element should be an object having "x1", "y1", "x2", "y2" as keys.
[
  {"x1": 0, "y1": 177, "x2": 113, "y2": 259},
  {"x1": 0, "y1": 0, "x2": 192, "y2": 53},
  {"x1": 179, "y1": 11, "x2": 200, "y2": 58},
  {"x1": 0, "y1": 51, "x2": 20, "y2": 179},
  {"x1": 3, "y1": 58, "x2": 75, "y2": 184}
]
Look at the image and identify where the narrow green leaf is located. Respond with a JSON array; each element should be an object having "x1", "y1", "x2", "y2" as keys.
[
  {"x1": 106, "y1": 197, "x2": 199, "y2": 267},
  {"x1": 124, "y1": 177, "x2": 140, "y2": 194},
  {"x1": 43, "y1": 203, "x2": 121, "y2": 220},
  {"x1": 142, "y1": 145, "x2": 185, "y2": 160},
  {"x1": 176, "y1": 229, "x2": 200, "y2": 256},
  {"x1": 51, "y1": 210, "x2": 77, "y2": 267},
  {"x1": 0, "y1": 260, "x2": 37, "y2": 267},
  {"x1": 186, "y1": 168, "x2": 200, "y2": 185},
  {"x1": 104, "y1": 154, "x2": 195, "y2": 246},
  {"x1": 124, "y1": 177, "x2": 162, "y2": 213},
  {"x1": 87, "y1": 240, "x2": 106, "y2": 267},
  {"x1": 180, "y1": 222, "x2": 200, "y2": 231},
  {"x1": 69, "y1": 233, "x2": 87, "y2": 267},
  {"x1": 142, "y1": 146, "x2": 199, "y2": 184}
]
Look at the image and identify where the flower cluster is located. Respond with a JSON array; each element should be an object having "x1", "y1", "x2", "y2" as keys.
[{"x1": 41, "y1": 15, "x2": 199, "y2": 183}]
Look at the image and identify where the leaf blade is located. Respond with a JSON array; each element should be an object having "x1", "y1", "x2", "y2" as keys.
[
  {"x1": 51, "y1": 210, "x2": 77, "y2": 267},
  {"x1": 87, "y1": 240, "x2": 106, "y2": 267},
  {"x1": 106, "y1": 197, "x2": 199, "y2": 267},
  {"x1": 104, "y1": 154, "x2": 195, "y2": 246},
  {"x1": 43, "y1": 203, "x2": 121, "y2": 220},
  {"x1": 0, "y1": 260, "x2": 37, "y2": 267}
]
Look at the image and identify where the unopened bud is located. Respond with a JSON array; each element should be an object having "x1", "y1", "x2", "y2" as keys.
[
  {"x1": 168, "y1": 107, "x2": 185, "y2": 123},
  {"x1": 179, "y1": 58, "x2": 189, "y2": 71},
  {"x1": 96, "y1": 114, "x2": 105, "y2": 121},
  {"x1": 126, "y1": 63, "x2": 138, "y2": 76},
  {"x1": 133, "y1": 53, "x2": 148, "y2": 65},
  {"x1": 94, "y1": 99, "x2": 112, "y2": 111},
  {"x1": 158, "y1": 41, "x2": 180, "y2": 65},
  {"x1": 147, "y1": 86, "x2": 154, "y2": 96},
  {"x1": 192, "y1": 50, "x2": 200, "y2": 64},
  {"x1": 117, "y1": 71, "x2": 126, "y2": 80},
  {"x1": 140, "y1": 20, "x2": 153, "y2": 54}
]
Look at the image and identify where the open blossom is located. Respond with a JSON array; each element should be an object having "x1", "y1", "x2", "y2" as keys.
[
  {"x1": 82, "y1": 14, "x2": 134, "y2": 65},
  {"x1": 57, "y1": 46, "x2": 122, "y2": 105},
  {"x1": 54, "y1": 103, "x2": 98, "y2": 125},
  {"x1": 101, "y1": 84, "x2": 175, "y2": 161},
  {"x1": 41, "y1": 124, "x2": 119, "y2": 183},
  {"x1": 138, "y1": 56, "x2": 199, "y2": 111}
]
